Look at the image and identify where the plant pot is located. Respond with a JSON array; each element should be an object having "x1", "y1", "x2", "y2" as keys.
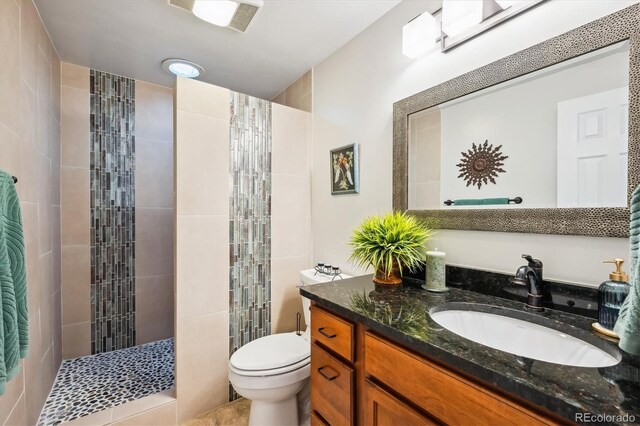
[{"x1": 372, "y1": 262, "x2": 402, "y2": 285}]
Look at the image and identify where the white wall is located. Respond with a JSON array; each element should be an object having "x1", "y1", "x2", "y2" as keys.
[{"x1": 312, "y1": 0, "x2": 637, "y2": 287}]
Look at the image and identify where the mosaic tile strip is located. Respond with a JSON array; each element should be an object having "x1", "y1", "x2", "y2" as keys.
[
  {"x1": 89, "y1": 70, "x2": 136, "y2": 354},
  {"x1": 229, "y1": 92, "x2": 272, "y2": 400},
  {"x1": 38, "y1": 339, "x2": 174, "y2": 426}
]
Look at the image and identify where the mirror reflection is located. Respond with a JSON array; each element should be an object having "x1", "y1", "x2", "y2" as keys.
[{"x1": 408, "y1": 41, "x2": 629, "y2": 210}]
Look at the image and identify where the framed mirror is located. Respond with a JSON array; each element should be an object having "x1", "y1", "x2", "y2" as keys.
[{"x1": 393, "y1": 5, "x2": 639, "y2": 238}]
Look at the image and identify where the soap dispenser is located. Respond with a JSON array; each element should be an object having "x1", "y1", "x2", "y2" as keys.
[{"x1": 593, "y1": 259, "x2": 630, "y2": 338}]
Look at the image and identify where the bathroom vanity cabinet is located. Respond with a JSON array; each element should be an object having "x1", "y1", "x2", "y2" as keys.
[{"x1": 309, "y1": 304, "x2": 567, "y2": 426}]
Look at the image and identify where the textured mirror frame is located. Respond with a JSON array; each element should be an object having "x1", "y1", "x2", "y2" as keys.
[{"x1": 393, "y1": 4, "x2": 639, "y2": 238}]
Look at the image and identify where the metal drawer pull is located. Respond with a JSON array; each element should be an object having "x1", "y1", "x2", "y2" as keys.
[
  {"x1": 317, "y1": 366, "x2": 339, "y2": 381},
  {"x1": 318, "y1": 327, "x2": 337, "y2": 338}
]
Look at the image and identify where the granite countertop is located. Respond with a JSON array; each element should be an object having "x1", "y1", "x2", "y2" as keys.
[{"x1": 300, "y1": 274, "x2": 640, "y2": 425}]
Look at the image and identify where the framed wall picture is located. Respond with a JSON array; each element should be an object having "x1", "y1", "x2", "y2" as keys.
[{"x1": 331, "y1": 143, "x2": 359, "y2": 195}]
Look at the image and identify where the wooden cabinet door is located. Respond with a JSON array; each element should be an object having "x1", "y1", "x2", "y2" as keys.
[{"x1": 364, "y1": 380, "x2": 438, "y2": 426}]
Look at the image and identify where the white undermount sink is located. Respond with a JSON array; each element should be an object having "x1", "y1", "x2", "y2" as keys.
[{"x1": 430, "y1": 307, "x2": 621, "y2": 368}]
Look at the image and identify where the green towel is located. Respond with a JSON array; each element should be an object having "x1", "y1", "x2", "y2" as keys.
[
  {"x1": 453, "y1": 197, "x2": 510, "y2": 206},
  {"x1": 0, "y1": 170, "x2": 28, "y2": 395},
  {"x1": 614, "y1": 184, "x2": 640, "y2": 354}
]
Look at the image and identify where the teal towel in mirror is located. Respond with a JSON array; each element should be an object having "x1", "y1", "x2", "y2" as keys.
[
  {"x1": 0, "y1": 170, "x2": 28, "y2": 395},
  {"x1": 453, "y1": 198, "x2": 510, "y2": 206},
  {"x1": 614, "y1": 184, "x2": 640, "y2": 355}
]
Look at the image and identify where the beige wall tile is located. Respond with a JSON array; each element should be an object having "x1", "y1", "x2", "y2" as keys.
[
  {"x1": 53, "y1": 290, "x2": 62, "y2": 369},
  {"x1": 0, "y1": 125, "x2": 20, "y2": 179},
  {"x1": 176, "y1": 78, "x2": 229, "y2": 120},
  {"x1": 136, "y1": 81, "x2": 173, "y2": 141},
  {"x1": 61, "y1": 166, "x2": 90, "y2": 246},
  {"x1": 61, "y1": 245, "x2": 90, "y2": 325},
  {"x1": 136, "y1": 275, "x2": 174, "y2": 345},
  {"x1": 61, "y1": 86, "x2": 89, "y2": 168},
  {"x1": 113, "y1": 389, "x2": 175, "y2": 421},
  {"x1": 52, "y1": 55, "x2": 61, "y2": 119},
  {"x1": 136, "y1": 208, "x2": 174, "y2": 277},
  {"x1": 21, "y1": 79, "x2": 37, "y2": 148},
  {"x1": 136, "y1": 138, "x2": 173, "y2": 208},
  {"x1": 38, "y1": 153, "x2": 52, "y2": 255},
  {"x1": 271, "y1": 256, "x2": 309, "y2": 334},
  {"x1": 61, "y1": 408, "x2": 113, "y2": 426},
  {"x1": 175, "y1": 111, "x2": 229, "y2": 216},
  {"x1": 272, "y1": 104, "x2": 310, "y2": 176},
  {"x1": 0, "y1": 0, "x2": 21, "y2": 134},
  {"x1": 39, "y1": 253, "x2": 54, "y2": 358},
  {"x1": 19, "y1": 0, "x2": 39, "y2": 91},
  {"x1": 18, "y1": 136, "x2": 39, "y2": 203},
  {"x1": 271, "y1": 174, "x2": 309, "y2": 258},
  {"x1": 50, "y1": 119, "x2": 61, "y2": 205},
  {"x1": 61, "y1": 62, "x2": 89, "y2": 91},
  {"x1": 272, "y1": 91, "x2": 286, "y2": 106},
  {"x1": 62, "y1": 322, "x2": 91, "y2": 359},
  {"x1": 114, "y1": 401, "x2": 177, "y2": 426},
  {"x1": 302, "y1": 70, "x2": 312, "y2": 95},
  {"x1": 21, "y1": 202, "x2": 41, "y2": 316},
  {"x1": 25, "y1": 312, "x2": 43, "y2": 424},
  {"x1": 4, "y1": 393, "x2": 27, "y2": 426},
  {"x1": 0, "y1": 367, "x2": 24, "y2": 425},
  {"x1": 37, "y1": 49, "x2": 52, "y2": 157},
  {"x1": 175, "y1": 215, "x2": 228, "y2": 320},
  {"x1": 176, "y1": 311, "x2": 229, "y2": 423}
]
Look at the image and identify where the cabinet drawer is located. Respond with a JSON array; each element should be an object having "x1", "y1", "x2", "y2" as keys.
[
  {"x1": 364, "y1": 333, "x2": 554, "y2": 426},
  {"x1": 311, "y1": 305, "x2": 354, "y2": 362},
  {"x1": 311, "y1": 342, "x2": 354, "y2": 426},
  {"x1": 364, "y1": 380, "x2": 438, "y2": 426},
  {"x1": 311, "y1": 410, "x2": 329, "y2": 426}
]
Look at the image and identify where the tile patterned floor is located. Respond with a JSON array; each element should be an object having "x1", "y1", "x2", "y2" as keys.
[{"x1": 38, "y1": 338, "x2": 175, "y2": 425}]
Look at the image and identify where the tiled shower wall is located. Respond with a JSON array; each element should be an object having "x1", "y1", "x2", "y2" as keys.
[
  {"x1": 0, "y1": 0, "x2": 62, "y2": 424},
  {"x1": 89, "y1": 70, "x2": 136, "y2": 353},
  {"x1": 61, "y1": 64, "x2": 174, "y2": 357},
  {"x1": 174, "y1": 77, "x2": 311, "y2": 421},
  {"x1": 229, "y1": 92, "x2": 272, "y2": 400}
]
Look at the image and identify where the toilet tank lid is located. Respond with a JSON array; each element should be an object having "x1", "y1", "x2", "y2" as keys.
[
  {"x1": 300, "y1": 269, "x2": 351, "y2": 286},
  {"x1": 230, "y1": 332, "x2": 310, "y2": 371}
]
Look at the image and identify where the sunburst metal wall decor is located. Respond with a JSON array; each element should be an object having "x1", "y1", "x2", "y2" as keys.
[{"x1": 457, "y1": 140, "x2": 508, "y2": 189}]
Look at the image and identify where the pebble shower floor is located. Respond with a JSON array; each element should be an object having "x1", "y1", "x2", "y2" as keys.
[{"x1": 37, "y1": 338, "x2": 174, "y2": 425}]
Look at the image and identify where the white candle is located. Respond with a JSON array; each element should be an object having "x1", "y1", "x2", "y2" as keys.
[{"x1": 424, "y1": 249, "x2": 447, "y2": 292}]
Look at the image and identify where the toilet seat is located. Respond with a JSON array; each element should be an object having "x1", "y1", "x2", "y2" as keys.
[{"x1": 230, "y1": 332, "x2": 310, "y2": 377}]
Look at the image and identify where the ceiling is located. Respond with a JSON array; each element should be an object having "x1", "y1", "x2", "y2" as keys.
[{"x1": 35, "y1": 0, "x2": 400, "y2": 99}]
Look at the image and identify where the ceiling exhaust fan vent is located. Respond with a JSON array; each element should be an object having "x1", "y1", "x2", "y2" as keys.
[{"x1": 168, "y1": 0, "x2": 263, "y2": 32}]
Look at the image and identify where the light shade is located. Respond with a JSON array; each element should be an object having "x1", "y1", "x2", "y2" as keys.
[
  {"x1": 192, "y1": 0, "x2": 239, "y2": 27},
  {"x1": 402, "y1": 12, "x2": 439, "y2": 59},
  {"x1": 441, "y1": 0, "x2": 483, "y2": 38},
  {"x1": 161, "y1": 59, "x2": 206, "y2": 79},
  {"x1": 495, "y1": 0, "x2": 526, "y2": 8}
]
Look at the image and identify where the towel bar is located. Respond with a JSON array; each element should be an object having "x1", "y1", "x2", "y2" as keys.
[
  {"x1": 444, "y1": 197, "x2": 522, "y2": 206},
  {"x1": 12, "y1": 176, "x2": 18, "y2": 184}
]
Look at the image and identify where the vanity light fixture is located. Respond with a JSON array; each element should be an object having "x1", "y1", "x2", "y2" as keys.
[
  {"x1": 441, "y1": 0, "x2": 483, "y2": 38},
  {"x1": 161, "y1": 59, "x2": 205, "y2": 78},
  {"x1": 402, "y1": 12, "x2": 440, "y2": 59},
  {"x1": 401, "y1": 0, "x2": 546, "y2": 57}
]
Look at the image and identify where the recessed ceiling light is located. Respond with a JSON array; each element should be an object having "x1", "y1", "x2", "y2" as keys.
[
  {"x1": 192, "y1": 0, "x2": 239, "y2": 27},
  {"x1": 161, "y1": 59, "x2": 205, "y2": 79}
]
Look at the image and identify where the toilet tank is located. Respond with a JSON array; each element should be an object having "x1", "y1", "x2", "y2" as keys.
[{"x1": 299, "y1": 269, "x2": 351, "y2": 335}]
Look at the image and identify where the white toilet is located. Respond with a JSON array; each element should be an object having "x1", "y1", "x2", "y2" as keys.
[{"x1": 229, "y1": 269, "x2": 350, "y2": 426}]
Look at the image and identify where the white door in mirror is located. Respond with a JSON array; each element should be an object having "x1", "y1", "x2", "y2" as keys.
[{"x1": 557, "y1": 87, "x2": 628, "y2": 208}]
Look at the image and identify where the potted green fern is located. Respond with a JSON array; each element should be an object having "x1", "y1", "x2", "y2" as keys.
[{"x1": 349, "y1": 212, "x2": 432, "y2": 285}]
